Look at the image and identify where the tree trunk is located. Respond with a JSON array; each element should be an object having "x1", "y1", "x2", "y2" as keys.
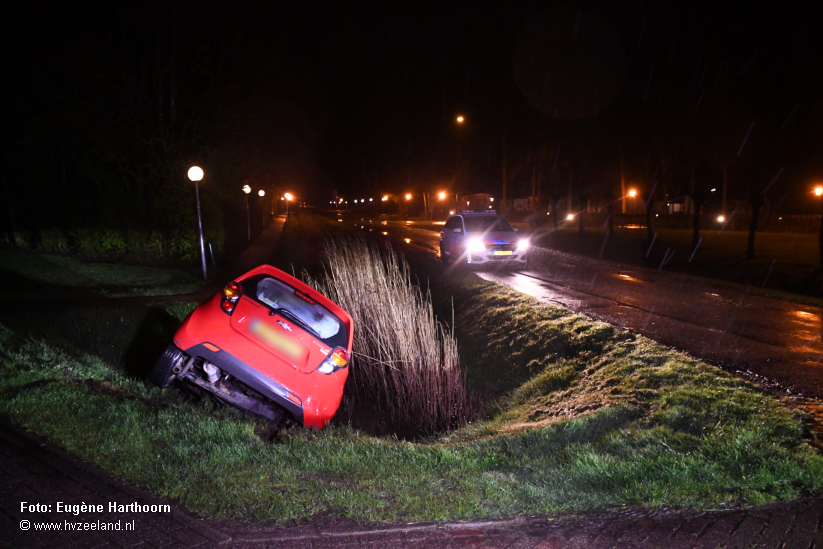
[
  {"x1": 746, "y1": 194, "x2": 763, "y2": 260},
  {"x1": 578, "y1": 195, "x2": 587, "y2": 235}
]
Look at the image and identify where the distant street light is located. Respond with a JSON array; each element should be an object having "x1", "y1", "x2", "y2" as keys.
[
  {"x1": 628, "y1": 189, "x2": 637, "y2": 198},
  {"x1": 717, "y1": 215, "x2": 726, "y2": 223},
  {"x1": 438, "y1": 191, "x2": 446, "y2": 200},
  {"x1": 815, "y1": 186, "x2": 823, "y2": 197},
  {"x1": 382, "y1": 196, "x2": 388, "y2": 201},
  {"x1": 456, "y1": 115, "x2": 465, "y2": 124},
  {"x1": 566, "y1": 213, "x2": 574, "y2": 220},
  {"x1": 284, "y1": 192, "x2": 293, "y2": 219},
  {"x1": 242, "y1": 184, "x2": 252, "y2": 241},
  {"x1": 405, "y1": 193, "x2": 412, "y2": 200},
  {"x1": 258, "y1": 190, "x2": 266, "y2": 228},
  {"x1": 187, "y1": 166, "x2": 208, "y2": 280}
]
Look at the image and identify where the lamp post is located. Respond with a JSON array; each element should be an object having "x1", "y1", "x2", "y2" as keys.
[
  {"x1": 187, "y1": 166, "x2": 208, "y2": 280},
  {"x1": 258, "y1": 189, "x2": 266, "y2": 228},
  {"x1": 815, "y1": 186, "x2": 823, "y2": 270},
  {"x1": 284, "y1": 192, "x2": 293, "y2": 220},
  {"x1": 242, "y1": 184, "x2": 251, "y2": 241}
]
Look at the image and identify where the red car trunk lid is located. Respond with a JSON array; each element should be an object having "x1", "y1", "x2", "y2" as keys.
[{"x1": 229, "y1": 296, "x2": 314, "y2": 372}]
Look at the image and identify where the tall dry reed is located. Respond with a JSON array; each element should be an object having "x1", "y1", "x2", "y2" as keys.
[{"x1": 311, "y1": 236, "x2": 475, "y2": 436}]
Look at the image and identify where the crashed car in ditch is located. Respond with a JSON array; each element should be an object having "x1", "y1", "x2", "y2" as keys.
[{"x1": 149, "y1": 265, "x2": 353, "y2": 430}]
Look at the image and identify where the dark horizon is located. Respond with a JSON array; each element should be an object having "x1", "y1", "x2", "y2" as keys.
[{"x1": 4, "y1": 0, "x2": 823, "y2": 233}]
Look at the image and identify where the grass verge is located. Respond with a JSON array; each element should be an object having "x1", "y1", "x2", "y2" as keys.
[
  {"x1": 0, "y1": 248, "x2": 201, "y2": 297},
  {"x1": 1, "y1": 260, "x2": 821, "y2": 522}
]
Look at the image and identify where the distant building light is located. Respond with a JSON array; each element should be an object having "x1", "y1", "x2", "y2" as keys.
[{"x1": 711, "y1": 188, "x2": 717, "y2": 192}]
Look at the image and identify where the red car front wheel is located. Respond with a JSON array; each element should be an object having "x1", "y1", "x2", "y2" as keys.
[{"x1": 149, "y1": 344, "x2": 187, "y2": 388}]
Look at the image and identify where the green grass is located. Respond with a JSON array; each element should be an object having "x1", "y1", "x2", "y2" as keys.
[
  {"x1": 0, "y1": 248, "x2": 201, "y2": 297},
  {"x1": 1, "y1": 268, "x2": 821, "y2": 523}
]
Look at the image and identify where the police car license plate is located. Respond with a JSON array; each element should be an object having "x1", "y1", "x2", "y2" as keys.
[{"x1": 494, "y1": 251, "x2": 512, "y2": 256}]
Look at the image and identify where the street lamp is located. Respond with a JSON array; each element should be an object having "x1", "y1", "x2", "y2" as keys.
[
  {"x1": 405, "y1": 193, "x2": 412, "y2": 200},
  {"x1": 187, "y1": 166, "x2": 208, "y2": 280},
  {"x1": 456, "y1": 115, "x2": 465, "y2": 124},
  {"x1": 242, "y1": 184, "x2": 252, "y2": 241},
  {"x1": 628, "y1": 188, "x2": 638, "y2": 198},
  {"x1": 258, "y1": 190, "x2": 266, "y2": 228},
  {"x1": 815, "y1": 186, "x2": 823, "y2": 197},
  {"x1": 438, "y1": 191, "x2": 446, "y2": 200},
  {"x1": 284, "y1": 192, "x2": 293, "y2": 219}
]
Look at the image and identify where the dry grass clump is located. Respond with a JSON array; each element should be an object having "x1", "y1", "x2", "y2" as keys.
[{"x1": 311, "y1": 237, "x2": 476, "y2": 437}]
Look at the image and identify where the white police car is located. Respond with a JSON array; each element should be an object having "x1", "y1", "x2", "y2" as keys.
[{"x1": 439, "y1": 210, "x2": 530, "y2": 266}]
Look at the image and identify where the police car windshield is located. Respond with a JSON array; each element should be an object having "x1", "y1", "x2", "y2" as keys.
[{"x1": 464, "y1": 216, "x2": 513, "y2": 233}]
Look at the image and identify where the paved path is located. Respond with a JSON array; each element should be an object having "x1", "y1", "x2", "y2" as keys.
[{"x1": 2, "y1": 419, "x2": 822, "y2": 549}]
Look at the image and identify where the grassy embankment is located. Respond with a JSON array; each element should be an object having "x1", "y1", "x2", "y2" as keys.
[
  {"x1": 1, "y1": 215, "x2": 821, "y2": 523},
  {"x1": 0, "y1": 248, "x2": 200, "y2": 298}
]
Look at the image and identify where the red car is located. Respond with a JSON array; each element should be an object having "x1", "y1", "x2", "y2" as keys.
[{"x1": 149, "y1": 265, "x2": 353, "y2": 430}]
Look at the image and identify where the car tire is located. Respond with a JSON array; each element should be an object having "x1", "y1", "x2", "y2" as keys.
[{"x1": 149, "y1": 344, "x2": 186, "y2": 388}]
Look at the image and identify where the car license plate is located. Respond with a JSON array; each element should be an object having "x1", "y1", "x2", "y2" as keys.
[{"x1": 494, "y1": 251, "x2": 512, "y2": 256}]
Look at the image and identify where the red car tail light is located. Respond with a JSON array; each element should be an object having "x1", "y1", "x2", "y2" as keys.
[
  {"x1": 221, "y1": 281, "x2": 242, "y2": 315},
  {"x1": 331, "y1": 348, "x2": 348, "y2": 367},
  {"x1": 223, "y1": 282, "x2": 242, "y2": 299},
  {"x1": 317, "y1": 347, "x2": 350, "y2": 374}
]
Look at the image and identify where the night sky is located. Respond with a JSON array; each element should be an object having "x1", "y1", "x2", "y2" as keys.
[{"x1": 4, "y1": 1, "x2": 823, "y2": 230}]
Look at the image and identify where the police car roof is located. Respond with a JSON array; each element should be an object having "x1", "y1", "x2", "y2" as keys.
[{"x1": 458, "y1": 209, "x2": 497, "y2": 215}]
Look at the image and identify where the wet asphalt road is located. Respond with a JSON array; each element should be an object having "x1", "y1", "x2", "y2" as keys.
[{"x1": 360, "y1": 218, "x2": 823, "y2": 400}]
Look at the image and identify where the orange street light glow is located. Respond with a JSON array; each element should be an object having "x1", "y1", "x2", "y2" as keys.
[
  {"x1": 284, "y1": 192, "x2": 293, "y2": 200},
  {"x1": 438, "y1": 191, "x2": 446, "y2": 200},
  {"x1": 382, "y1": 196, "x2": 388, "y2": 201},
  {"x1": 456, "y1": 115, "x2": 464, "y2": 123},
  {"x1": 815, "y1": 186, "x2": 823, "y2": 197},
  {"x1": 258, "y1": 190, "x2": 265, "y2": 197},
  {"x1": 566, "y1": 213, "x2": 574, "y2": 220},
  {"x1": 628, "y1": 189, "x2": 637, "y2": 198},
  {"x1": 717, "y1": 215, "x2": 726, "y2": 223},
  {"x1": 405, "y1": 193, "x2": 412, "y2": 200}
]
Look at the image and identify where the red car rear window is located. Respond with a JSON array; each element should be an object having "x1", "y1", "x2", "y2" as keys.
[{"x1": 241, "y1": 275, "x2": 347, "y2": 347}]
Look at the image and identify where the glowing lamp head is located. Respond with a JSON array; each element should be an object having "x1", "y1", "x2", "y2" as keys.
[
  {"x1": 456, "y1": 115, "x2": 464, "y2": 123},
  {"x1": 382, "y1": 196, "x2": 388, "y2": 201},
  {"x1": 628, "y1": 189, "x2": 637, "y2": 198},
  {"x1": 187, "y1": 166, "x2": 204, "y2": 182},
  {"x1": 242, "y1": 184, "x2": 251, "y2": 194},
  {"x1": 566, "y1": 213, "x2": 574, "y2": 220},
  {"x1": 285, "y1": 192, "x2": 293, "y2": 201},
  {"x1": 405, "y1": 193, "x2": 412, "y2": 200},
  {"x1": 815, "y1": 186, "x2": 823, "y2": 197},
  {"x1": 258, "y1": 190, "x2": 265, "y2": 197},
  {"x1": 438, "y1": 192, "x2": 446, "y2": 200},
  {"x1": 717, "y1": 215, "x2": 726, "y2": 223}
]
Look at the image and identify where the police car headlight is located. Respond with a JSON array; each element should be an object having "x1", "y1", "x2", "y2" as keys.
[
  {"x1": 516, "y1": 239, "x2": 530, "y2": 251},
  {"x1": 466, "y1": 238, "x2": 486, "y2": 253}
]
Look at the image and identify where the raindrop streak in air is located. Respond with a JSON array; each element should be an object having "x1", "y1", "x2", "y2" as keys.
[
  {"x1": 646, "y1": 233, "x2": 657, "y2": 257},
  {"x1": 737, "y1": 121, "x2": 755, "y2": 156},
  {"x1": 782, "y1": 104, "x2": 798, "y2": 129},
  {"x1": 659, "y1": 248, "x2": 675, "y2": 270},
  {"x1": 694, "y1": 87, "x2": 705, "y2": 112},
  {"x1": 740, "y1": 51, "x2": 757, "y2": 75},
  {"x1": 642, "y1": 306, "x2": 656, "y2": 330},
  {"x1": 643, "y1": 67, "x2": 654, "y2": 102},
  {"x1": 763, "y1": 168, "x2": 784, "y2": 194},
  {"x1": 763, "y1": 259, "x2": 776, "y2": 287},
  {"x1": 688, "y1": 238, "x2": 702, "y2": 263}
]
